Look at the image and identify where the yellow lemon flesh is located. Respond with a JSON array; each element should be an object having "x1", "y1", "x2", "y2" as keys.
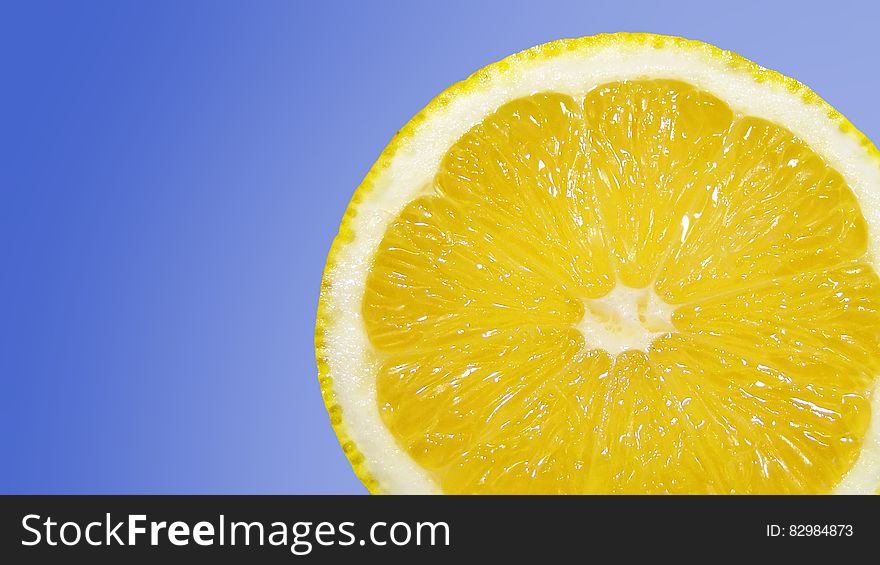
[{"x1": 318, "y1": 35, "x2": 880, "y2": 494}]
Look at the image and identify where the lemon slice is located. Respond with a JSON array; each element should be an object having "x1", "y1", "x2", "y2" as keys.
[{"x1": 316, "y1": 33, "x2": 880, "y2": 494}]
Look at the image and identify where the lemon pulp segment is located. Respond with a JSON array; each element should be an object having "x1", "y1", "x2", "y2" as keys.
[{"x1": 362, "y1": 79, "x2": 880, "y2": 494}]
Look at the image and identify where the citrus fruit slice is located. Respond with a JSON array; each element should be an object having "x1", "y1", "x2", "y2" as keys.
[{"x1": 316, "y1": 33, "x2": 880, "y2": 494}]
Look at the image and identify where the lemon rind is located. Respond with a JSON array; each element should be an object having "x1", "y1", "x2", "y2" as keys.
[{"x1": 315, "y1": 32, "x2": 880, "y2": 495}]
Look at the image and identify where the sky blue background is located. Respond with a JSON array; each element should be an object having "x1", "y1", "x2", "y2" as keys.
[{"x1": 2, "y1": 0, "x2": 879, "y2": 494}]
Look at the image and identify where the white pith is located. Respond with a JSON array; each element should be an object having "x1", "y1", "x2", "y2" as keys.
[
  {"x1": 321, "y1": 39, "x2": 880, "y2": 495},
  {"x1": 578, "y1": 285, "x2": 675, "y2": 355}
]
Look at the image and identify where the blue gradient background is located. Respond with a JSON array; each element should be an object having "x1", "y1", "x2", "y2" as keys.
[{"x1": 1, "y1": 0, "x2": 879, "y2": 494}]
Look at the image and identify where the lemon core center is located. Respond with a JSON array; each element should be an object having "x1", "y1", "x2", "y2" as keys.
[{"x1": 577, "y1": 285, "x2": 675, "y2": 354}]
